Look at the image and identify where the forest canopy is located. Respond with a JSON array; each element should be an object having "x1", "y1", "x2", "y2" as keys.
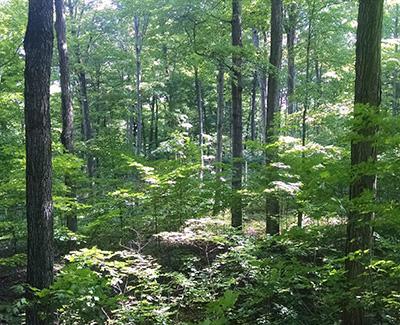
[{"x1": 1, "y1": 0, "x2": 400, "y2": 324}]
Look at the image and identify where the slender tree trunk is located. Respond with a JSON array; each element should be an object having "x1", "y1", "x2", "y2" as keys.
[
  {"x1": 297, "y1": 1, "x2": 315, "y2": 229},
  {"x1": 260, "y1": 32, "x2": 267, "y2": 144},
  {"x1": 231, "y1": 0, "x2": 243, "y2": 229},
  {"x1": 342, "y1": 1, "x2": 383, "y2": 324},
  {"x1": 249, "y1": 29, "x2": 259, "y2": 141},
  {"x1": 24, "y1": 1, "x2": 54, "y2": 323},
  {"x1": 216, "y1": 64, "x2": 225, "y2": 173},
  {"x1": 155, "y1": 97, "x2": 159, "y2": 148},
  {"x1": 266, "y1": 0, "x2": 283, "y2": 235},
  {"x1": 149, "y1": 95, "x2": 156, "y2": 151},
  {"x1": 286, "y1": 3, "x2": 297, "y2": 115},
  {"x1": 393, "y1": 4, "x2": 400, "y2": 116},
  {"x1": 79, "y1": 70, "x2": 94, "y2": 177},
  {"x1": 67, "y1": 1, "x2": 94, "y2": 178},
  {"x1": 134, "y1": 15, "x2": 143, "y2": 155},
  {"x1": 195, "y1": 67, "x2": 205, "y2": 180},
  {"x1": 213, "y1": 63, "x2": 225, "y2": 215},
  {"x1": 55, "y1": 0, "x2": 77, "y2": 232}
]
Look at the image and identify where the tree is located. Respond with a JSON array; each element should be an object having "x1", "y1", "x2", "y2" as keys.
[
  {"x1": 286, "y1": 3, "x2": 297, "y2": 115},
  {"x1": 231, "y1": 0, "x2": 243, "y2": 228},
  {"x1": 24, "y1": 0, "x2": 54, "y2": 322},
  {"x1": 343, "y1": 0, "x2": 384, "y2": 323},
  {"x1": 55, "y1": 0, "x2": 76, "y2": 232},
  {"x1": 266, "y1": 0, "x2": 283, "y2": 235},
  {"x1": 134, "y1": 14, "x2": 149, "y2": 155}
]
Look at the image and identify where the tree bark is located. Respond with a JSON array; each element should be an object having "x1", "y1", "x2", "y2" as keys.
[
  {"x1": 342, "y1": 0, "x2": 383, "y2": 323},
  {"x1": 55, "y1": 0, "x2": 77, "y2": 232},
  {"x1": 231, "y1": 0, "x2": 243, "y2": 229},
  {"x1": 266, "y1": 0, "x2": 283, "y2": 235},
  {"x1": 24, "y1": 0, "x2": 54, "y2": 323},
  {"x1": 286, "y1": 3, "x2": 297, "y2": 115}
]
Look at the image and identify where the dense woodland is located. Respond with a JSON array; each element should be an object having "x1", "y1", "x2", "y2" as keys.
[{"x1": 0, "y1": 0, "x2": 400, "y2": 324}]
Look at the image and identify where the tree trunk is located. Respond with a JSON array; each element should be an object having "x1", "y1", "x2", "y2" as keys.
[
  {"x1": 260, "y1": 32, "x2": 267, "y2": 144},
  {"x1": 213, "y1": 63, "x2": 225, "y2": 215},
  {"x1": 216, "y1": 64, "x2": 225, "y2": 173},
  {"x1": 342, "y1": 0, "x2": 383, "y2": 323},
  {"x1": 79, "y1": 70, "x2": 94, "y2": 177},
  {"x1": 286, "y1": 3, "x2": 297, "y2": 115},
  {"x1": 155, "y1": 97, "x2": 159, "y2": 148},
  {"x1": 249, "y1": 29, "x2": 259, "y2": 141},
  {"x1": 24, "y1": 0, "x2": 54, "y2": 323},
  {"x1": 231, "y1": 0, "x2": 243, "y2": 229},
  {"x1": 55, "y1": 0, "x2": 77, "y2": 232},
  {"x1": 149, "y1": 95, "x2": 156, "y2": 151},
  {"x1": 195, "y1": 67, "x2": 205, "y2": 180},
  {"x1": 266, "y1": 0, "x2": 283, "y2": 235},
  {"x1": 393, "y1": 4, "x2": 400, "y2": 116},
  {"x1": 134, "y1": 15, "x2": 143, "y2": 155}
]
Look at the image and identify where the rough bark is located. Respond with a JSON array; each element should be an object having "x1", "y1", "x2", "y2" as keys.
[
  {"x1": 24, "y1": 0, "x2": 54, "y2": 323},
  {"x1": 231, "y1": 0, "x2": 243, "y2": 229},
  {"x1": 266, "y1": 0, "x2": 283, "y2": 235},
  {"x1": 286, "y1": 3, "x2": 297, "y2": 115},
  {"x1": 55, "y1": 0, "x2": 77, "y2": 232},
  {"x1": 342, "y1": 0, "x2": 383, "y2": 323}
]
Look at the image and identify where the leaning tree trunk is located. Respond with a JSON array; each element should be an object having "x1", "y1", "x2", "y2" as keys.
[
  {"x1": 55, "y1": 0, "x2": 77, "y2": 232},
  {"x1": 286, "y1": 3, "x2": 297, "y2": 115},
  {"x1": 265, "y1": 0, "x2": 283, "y2": 235},
  {"x1": 342, "y1": 1, "x2": 383, "y2": 324},
  {"x1": 231, "y1": 0, "x2": 243, "y2": 229},
  {"x1": 24, "y1": 0, "x2": 54, "y2": 323}
]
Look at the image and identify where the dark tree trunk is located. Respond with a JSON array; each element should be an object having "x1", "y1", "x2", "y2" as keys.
[
  {"x1": 231, "y1": 0, "x2": 243, "y2": 229},
  {"x1": 266, "y1": 0, "x2": 283, "y2": 235},
  {"x1": 342, "y1": 0, "x2": 383, "y2": 324},
  {"x1": 55, "y1": 0, "x2": 77, "y2": 232},
  {"x1": 286, "y1": 3, "x2": 297, "y2": 115},
  {"x1": 24, "y1": 0, "x2": 54, "y2": 323},
  {"x1": 79, "y1": 70, "x2": 94, "y2": 177}
]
